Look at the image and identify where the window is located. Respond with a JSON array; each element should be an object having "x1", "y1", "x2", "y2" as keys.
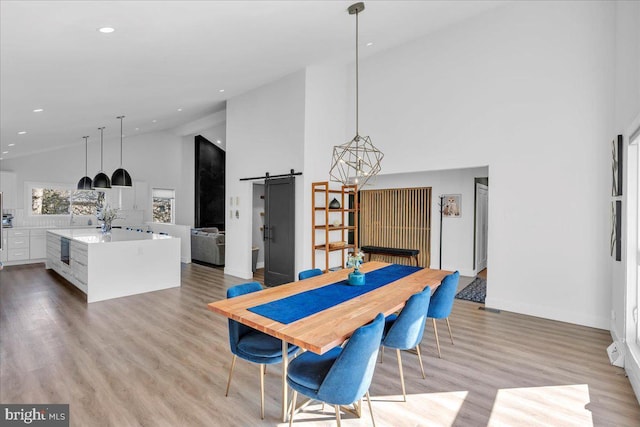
[
  {"x1": 30, "y1": 184, "x2": 102, "y2": 216},
  {"x1": 152, "y1": 188, "x2": 175, "y2": 224}
]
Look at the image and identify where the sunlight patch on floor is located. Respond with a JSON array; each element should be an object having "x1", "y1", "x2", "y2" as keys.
[
  {"x1": 488, "y1": 384, "x2": 592, "y2": 427},
  {"x1": 276, "y1": 391, "x2": 469, "y2": 426}
]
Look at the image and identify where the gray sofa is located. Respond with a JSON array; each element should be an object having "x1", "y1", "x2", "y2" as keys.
[{"x1": 191, "y1": 228, "x2": 225, "y2": 266}]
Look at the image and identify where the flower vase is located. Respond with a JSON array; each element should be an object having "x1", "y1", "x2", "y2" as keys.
[
  {"x1": 101, "y1": 222, "x2": 112, "y2": 235},
  {"x1": 348, "y1": 268, "x2": 365, "y2": 286}
]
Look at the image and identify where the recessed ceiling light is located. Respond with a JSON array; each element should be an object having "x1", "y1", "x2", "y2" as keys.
[
  {"x1": 33, "y1": 108, "x2": 44, "y2": 113},
  {"x1": 8, "y1": 143, "x2": 15, "y2": 147},
  {"x1": 177, "y1": 108, "x2": 183, "y2": 112},
  {"x1": 219, "y1": 89, "x2": 225, "y2": 93},
  {"x1": 216, "y1": 140, "x2": 221, "y2": 144},
  {"x1": 98, "y1": 27, "x2": 115, "y2": 33},
  {"x1": 135, "y1": 127, "x2": 139, "y2": 131},
  {"x1": 366, "y1": 42, "x2": 373, "y2": 47},
  {"x1": 152, "y1": 120, "x2": 157, "y2": 123},
  {"x1": 18, "y1": 131, "x2": 26, "y2": 135},
  {"x1": 2, "y1": 151, "x2": 8, "y2": 154}
]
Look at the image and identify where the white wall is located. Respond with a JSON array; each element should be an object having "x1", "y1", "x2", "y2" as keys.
[
  {"x1": 368, "y1": 167, "x2": 488, "y2": 276},
  {"x1": 301, "y1": 63, "x2": 349, "y2": 271},
  {"x1": 252, "y1": 183, "x2": 265, "y2": 268},
  {"x1": 611, "y1": 0, "x2": 640, "y2": 404},
  {"x1": 1, "y1": 129, "x2": 188, "y2": 225},
  {"x1": 305, "y1": 1, "x2": 616, "y2": 328},
  {"x1": 612, "y1": 0, "x2": 640, "y2": 342},
  {"x1": 225, "y1": 70, "x2": 306, "y2": 279}
]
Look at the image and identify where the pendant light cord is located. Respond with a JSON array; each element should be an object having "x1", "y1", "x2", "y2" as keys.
[
  {"x1": 98, "y1": 127, "x2": 105, "y2": 171},
  {"x1": 83, "y1": 136, "x2": 89, "y2": 176},
  {"x1": 117, "y1": 115, "x2": 125, "y2": 166}
]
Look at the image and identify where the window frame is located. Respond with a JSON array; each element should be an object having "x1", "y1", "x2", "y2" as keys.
[
  {"x1": 151, "y1": 188, "x2": 176, "y2": 224},
  {"x1": 26, "y1": 181, "x2": 102, "y2": 217}
]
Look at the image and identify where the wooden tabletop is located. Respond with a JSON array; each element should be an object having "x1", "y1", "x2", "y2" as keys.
[{"x1": 207, "y1": 261, "x2": 452, "y2": 354}]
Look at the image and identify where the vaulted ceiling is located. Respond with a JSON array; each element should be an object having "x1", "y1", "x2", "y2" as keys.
[{"x1": 0, "y1": 0, "x2": 505, "y2": 160}]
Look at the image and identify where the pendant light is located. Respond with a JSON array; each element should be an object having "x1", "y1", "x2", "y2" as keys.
[
  {"x1": 329, "y1": 2, "x2": 383, "y2": 188},
  {"x1": 111, "y1": 115, "x2": 132, "y2": 187},
  {"x1": 77, "y1": 136, "x2": 93, "y2": 190},
  {"x1": 93, "y1": 126, "x2": 111, "y2": 189}
]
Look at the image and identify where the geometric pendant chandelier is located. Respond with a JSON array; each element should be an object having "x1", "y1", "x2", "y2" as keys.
[
  {"x1": 329, "y1": 2, "x2": 383, "y2": 188},
  {"x1": 92, "y1": 126, "x2": 111, "y2": 189},
  {"x1": 111, "y1": 115, "x2": 132, "y2": 187}
]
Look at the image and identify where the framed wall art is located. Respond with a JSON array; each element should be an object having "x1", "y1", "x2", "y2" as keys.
[
  {"x1": 612, "y1": 134, "x2": 623, "y2": 196},
  {"x1": 443, "y1": 194, "x2": 462, "y2": 218},
  {"x1": 611, "y1": 200, "x2": 622, "y2": 261}
]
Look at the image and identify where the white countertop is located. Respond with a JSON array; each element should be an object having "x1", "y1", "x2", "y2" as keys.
[{"x1": 47, "y1": 228, "x2": 176, "y2": 244}]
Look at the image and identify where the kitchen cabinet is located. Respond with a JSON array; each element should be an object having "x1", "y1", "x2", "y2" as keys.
[
  {"x1": 119, "y1": 181, "x2": 148, "y2": 211},
  {"x1": 46, "y1": 229, "x2": 179, "y2": 303},
  {"x1": 0, "y1": 172, "x2": 17, "y2": 209},
  {"x1": 29, "y1": 229, "x2": 46, "y2": 259},
  {"x1": 1, "y1": 235, "x2": 7, "y2": 262},
  {"x1": 4, "y1": 228, "x2": 55, "y2": 265},
  {"x1": 7, "y1": 229, "x2": 29, "y2": 261},
  {"x1": 70, "y1": 241, "x2": 88, "y2": 290}
]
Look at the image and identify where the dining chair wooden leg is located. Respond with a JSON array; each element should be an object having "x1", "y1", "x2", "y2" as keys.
[
  {"x1": 396, "y1": 349, "x2": 406, "y2": 402},
  {"x1": 415, "y1": 344, "x2": 426, "y2": 379},
  {"x1": 289, "y1": 390, "x2": 297, "y2": 427},
  {"x1": 365, "y1": 391, "x2": 376, "y2": 427},
  {"x1": 446, "y1": 318, "x2": 455, "y2": 345},
  {"x1": 260, "y1": 364, "x2": 265, "y2": 419},
  {"x1": 334, "y1": 405, "x2": 342, "y2": 426},
  {"x1": 225, "y1": 354, "x2": 237, "y2": 397},
  {"x1": 432, "y1": 318, "x2": 442, "y2": 358}
]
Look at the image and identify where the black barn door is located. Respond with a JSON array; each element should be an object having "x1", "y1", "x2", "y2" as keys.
[{"x1": 264, "y1": 177, "x2": 295, "y2": 286}]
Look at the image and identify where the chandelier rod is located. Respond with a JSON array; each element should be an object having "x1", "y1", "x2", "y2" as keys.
[{"x1": 355, "y1": 6, "x2": 359, "y2": 136}]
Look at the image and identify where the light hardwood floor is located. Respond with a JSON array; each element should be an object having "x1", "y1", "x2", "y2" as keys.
[{"x1": 1, "y1": 263, "x2": 639, "y2": 426}]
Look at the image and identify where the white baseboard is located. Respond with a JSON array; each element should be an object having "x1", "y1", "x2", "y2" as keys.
[
  {"x1": 625, "y1": 342, "x2": 640, "y2": 405},
  {"x1": 485, "y1": 296, "x2": 609, "y2": 330},
  {"x1": 181, "y1": 257, "x2": 191, "y2": 264},
  {"x1": 223, "y1": 267, "x2": 253, "y2": 280}
]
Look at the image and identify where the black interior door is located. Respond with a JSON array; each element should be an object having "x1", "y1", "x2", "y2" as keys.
[{"x1": 264, "y1": 177, "x2": 295, "y2": 287}]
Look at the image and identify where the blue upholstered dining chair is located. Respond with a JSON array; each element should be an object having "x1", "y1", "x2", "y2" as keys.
[
  {"x1": 381, "y1": 286, "x2": 431, "y2": 401},
  {"x1": 287, "y1": 313, "x2": 385, "y2": 426},
  {"x1": 298, "y1": 268, "x2": 322, "y2": 280},
  {"x1": 427, "y1": 271, "x2": 460, "y2": 358},
  {"x1": 225, "y1": 282, "x2": 299, "y2": 419}
]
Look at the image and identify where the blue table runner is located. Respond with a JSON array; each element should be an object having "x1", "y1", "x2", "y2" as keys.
[{"x1": 247, "y1": 264, "x2": 422, "y2": 324}]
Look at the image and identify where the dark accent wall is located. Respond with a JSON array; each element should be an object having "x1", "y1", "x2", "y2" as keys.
[{"x1": 195, "y1": 135, "x2": 225, "y2": 230}]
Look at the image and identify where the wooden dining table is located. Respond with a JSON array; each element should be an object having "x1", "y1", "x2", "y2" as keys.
[{"x1": 207, "y1": 261, "x2": 452, "y2": 421}]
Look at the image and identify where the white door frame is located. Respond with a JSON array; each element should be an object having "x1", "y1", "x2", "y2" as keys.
[
  {"x1": 475, "y1": 183, "x2": 489, "y2": 273},
  {"x1": 623, "y1": 113, "x2": 640, "y2": 402}
]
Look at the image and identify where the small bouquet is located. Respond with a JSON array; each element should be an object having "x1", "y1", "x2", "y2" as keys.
[
  {"x1": 96, "y1": 204, "x2": 120, "y2": 233},
  {"x1": 346, "y1": 250, "x2": 364, "y2": 272}
]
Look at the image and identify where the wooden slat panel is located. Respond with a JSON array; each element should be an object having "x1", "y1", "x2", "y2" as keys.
[{"x1": 360, "y1": 187, "x2": 431, "y2": 268}]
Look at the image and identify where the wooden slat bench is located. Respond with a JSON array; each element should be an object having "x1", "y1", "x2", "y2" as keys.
[{"x1": 360, "y1": 246, "x2": 420, "y2": 267}]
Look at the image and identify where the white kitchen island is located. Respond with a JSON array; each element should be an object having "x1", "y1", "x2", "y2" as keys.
[{"x1": 46, "y1": 228, "x2": 180, "y2": 303}]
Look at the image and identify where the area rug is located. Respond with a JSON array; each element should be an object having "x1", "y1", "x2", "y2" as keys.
[{"x1": 455, "y1": 277, "x2": 486, "y2": 304}]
